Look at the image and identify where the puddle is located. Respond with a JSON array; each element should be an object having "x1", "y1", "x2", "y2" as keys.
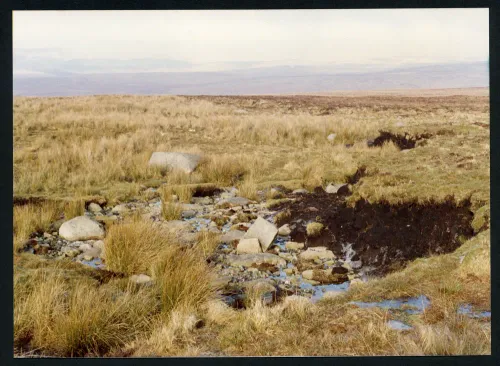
[
  {"x1": 80, "y1": 257, "x2": 105, "y2": 269},
  {"x1": 457, "y1": 304, "x2": 491, "y2": 319},
  {"x1": 350, "y1": 295, "x2": 431, "y2": 314},
  {"x1": 307, "y1": 282, "x2": 350, "y2": 302},
  {"x1": 387, "y1": 320, "x2": 413, "y2": 331}
]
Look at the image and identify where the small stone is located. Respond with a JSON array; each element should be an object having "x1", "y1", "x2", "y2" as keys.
[
  {"x1": 93, "y1": 240, "x2": 105, "y2": 251},
  {"x1": 237, "y1": 238, "x2": 262, "y2": 254},
  {"x1": 325, "y1": 183, "x2": 349, "y2": 195},
  {"x1": 278, "y1": 224, "x2": 291, "y2": 236},
  {"x1": 83, "y1": 254, "x2": 94, "y2": 261},
  {"x1": 285, "y1": 241, "x2": 305, "y2": 251},
  {"x1": 220, "y1": 230, "x2": 245, "y2": 244},
  {"x1": 299, "y1": 247, "x2": 335, "y2": 261},
  {"x1": 292, "y1": 189, "x2": 308, "y2": 194},
  {"x1": 88, "y1": 203, "x2": 102, "y2": 213},
  {"x1": 182, "y1": 210, "x2": 196, "y2": 219},
  {"x1": 284, "y1": 268, "x2": 294, "y2": 275},
  {"x1": 302, "y1": 270, "x2": 314, "y2": 280},
  {"x1": 79, "y1": 243, "x2": 93, "y2": 252},
  {"x1": 130, "y1": 274, "x2": 153, "y2": 285},
  {"x1": 112, "y1": 204, "x2": 129, "y2": 214},
  {"x1": 43, "y1": 232, "x2": 53, "y2": 239},
  {"x1": 61, "y1": 247, "x2": 80, "y2": 258},
  {"x1": 327, "y1": 133, "x2": 337, "y2": 143}
]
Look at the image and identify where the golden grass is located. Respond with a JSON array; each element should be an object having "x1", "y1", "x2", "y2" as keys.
[
  {"x1": 104, "y1": 220, "x2": 175, "y2": 275},
  {"x1": 14, "y1": 257, "x2": 158, "y2": 357},
  {"x1": 151, "y1": 246, "x2": 216, "y2": 314},
  {"x1": 13, "y1": 202, "x2": 61, "y2": 252},
  {"x1": 63, "y1": 198, "x2": 85, "y2": 220},
  {"x1": 161, "y1": 201, "x2": 182, "y2": 221},
  {"x1": 160, "y1": 184, "x2": 194, "y2": 204}
]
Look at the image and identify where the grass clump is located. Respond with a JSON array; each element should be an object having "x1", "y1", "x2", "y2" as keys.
[
  {"x1": 161, "y1": 201, "x2": 182, "y2": 221},
  {"x1": 151, "y1": 246, "x2": 216, "y2": 314},
  {"x1": 266, "y1": 198, "x2": 290, "y2": 209},
  {"x1": 198, "y1": 155, "x2": 247, "y2": 185},
  {"x1": 274, "y1": 209, "x2": 291, "y2": 225},
  {"x1": 104, "y1": 220, "x2": 174, "y2": 275},
  {"x1": 63, "y1": 199, "x2": 85, "y2": 220},
  {"x1": 306, "y1": 222, "x2": 324, "y2": 237},
  {"x1": 14, "y1": 260, "x2": 158, "y2": 357},
  {"x1": 160, "y1": 184, "x2": 194, "y2": 204}
]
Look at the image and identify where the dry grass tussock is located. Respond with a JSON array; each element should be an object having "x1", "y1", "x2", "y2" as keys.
[{"x1": 14, "y1": 256, "x2": 159, "y2": 357}]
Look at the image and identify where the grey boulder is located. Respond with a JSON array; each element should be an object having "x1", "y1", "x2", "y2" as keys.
[
  {"x1": 148, "y1": 152, "x2": 202, "y2": 174},
  {"x1": 242, "y1": 217, "x2": 278, "y2": 252}
]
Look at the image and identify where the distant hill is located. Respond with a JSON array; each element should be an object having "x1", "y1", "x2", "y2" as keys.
[{"x1": 13, "y1": 61, "x2": 488, "y2": 96}]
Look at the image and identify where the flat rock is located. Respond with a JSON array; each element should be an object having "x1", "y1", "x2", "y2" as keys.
[
  {"x1": 299, "y1": 247, "x2": 335, "y2": 261},
  {"x1": 241, "y1": 279, "x2": 276, "y2": 295},
  {"x1": 242, "y1": 217, "x2": 278, "y2": 252},
  {"x1": 160, "y1": 220, "x2": 192, "y2": 233},
  {"x1": 237, "y1": 238, "x2": 262, "y2": 254},
  {"x1": 87, "y1": 203, "x2": 102, "y2": 213},
  {"x1": 59, "y1": 216, "x2": 105, "y2": 241},
  {"x1": 216, "y1": 197, "x2": 250, "y2": 208},
  {"x1": 148, "y1": 152, "x2": 202, "y2": 174},
  {"x1": 220, "y1": 230, "x2": 245, "y2": 244},
  {"x1": 181, "y1": 210, "x2": 197, "y2": 219},
  {"x1": 292, "y1": 189, "x2": 309, "y2": 194},
  {"x1": 112, "y1": 204, "x2": 129, "y2": 214},
  {"x1": 225, "y1": 253, "x2": 286, "y2": 268},
  {"x1": 285, "y1": 241, "x2": 305, "y2": 251},
  {"x1": 278, "y1": 224, "x2": 291, "y2": 236}
]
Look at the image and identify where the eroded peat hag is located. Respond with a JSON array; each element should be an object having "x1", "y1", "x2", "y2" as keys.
[
  {"x1": 372, "y1": 131, "x2": 433, "y2": 150},
  {"x1": 274, "y1": 190, "x2": 474, "y2": 276}
]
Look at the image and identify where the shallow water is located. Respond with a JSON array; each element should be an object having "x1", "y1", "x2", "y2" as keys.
[
  {"x1": 387, "y1": 320, "x2": 413, "y2": 330},
  {"x1": 350, "y1": 295, "x2": 431, "y2": 314},
  {"x1": 80, "y1": 257, "x2": 105, "y2": 269},
  {"x1": 457, "y1": 304, "x2": 491, "y2": 319}
]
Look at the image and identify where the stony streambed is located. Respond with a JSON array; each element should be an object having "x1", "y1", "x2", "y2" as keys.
[{"x1": 20, "y1": 183, "x2": 489, "y2": 323}]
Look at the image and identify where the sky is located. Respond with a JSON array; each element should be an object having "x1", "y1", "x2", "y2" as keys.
[{"x1": 13, "y1": 9, "x2": 489, "y2": 74}]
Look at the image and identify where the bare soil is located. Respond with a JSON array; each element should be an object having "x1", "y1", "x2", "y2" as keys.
[{"x1": 274, "y1": 190, "x2": 475, "y2": 276}]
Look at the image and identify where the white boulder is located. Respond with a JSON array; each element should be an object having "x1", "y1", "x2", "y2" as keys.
[
  {"x1": 237, "y1": 238, "x2": 262, "y2": 254},
  {"x1": 59, "y1": 216, "x2": 105, "y2": 241},
  {"x1": 148, "y1": 152, "x2": 202, "y2": 174},
  {"x1": 242, "y1": 217, "x2": 278, "y2": 252}
]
